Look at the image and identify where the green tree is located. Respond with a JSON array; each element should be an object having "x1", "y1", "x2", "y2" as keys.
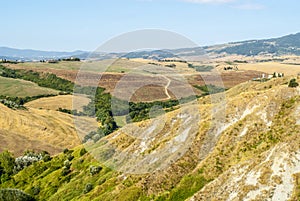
[
  {"x1": 0, "y1": 151, "x2": 15, "y2": 175},
  {"x1": 0, "y1": 151, "x2": 15, "y2": 183}
]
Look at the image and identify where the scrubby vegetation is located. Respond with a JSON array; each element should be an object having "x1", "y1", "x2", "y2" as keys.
[
  {"x1": 194, "y1": 84, "x2": 226, "y2": 95},
  {"x1": 0, "y1": 188, "x2": 35, "y2": 201},
  {"x1": 57, "y1": 108, "x2": 86, "y2": 116},
  {"x1": 0, "y1": 150, "x2": 52, "y2": 184},
  {"x1": 0, "y1": 147, "x2": 212, "y2": 201},
  {"x1": 0, "y1": 148, "x2": 116, "y2": 200},
  {"x1": 0, "y1": 151, "x2": 15, "y2": 184},
  {"x1": 0, "y1": 94, "x2": 57, "y2": 109},
  {"x1": 0, "y1": 99, "x2": 25, "y2": 109},
  {"x1": 14, "y1": 151, "x2": 51, "y2": 173},
  {"x1": 187, "y1": 63, "x2": 213, "y2": 72},
  {"x1": 288, "y1": 78, "x2": 299, "y2": 88}
]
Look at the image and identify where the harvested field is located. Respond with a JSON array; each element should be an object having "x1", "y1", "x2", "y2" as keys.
[
  {"x1": 0, "y1": 104, "x2": 98, "y2": 156},
  {"x1": 4, "y1": 60, "x2": 265, "y2": 102},
  {"x1": 25, "y1": 94, "x2": 90, "y2": 112},
  {"x1": 187, "y1": 70, "x2": 264, "y2": 88},
  {"x1": 236, "y1": 62, "x2": 300, "y2": 76}
]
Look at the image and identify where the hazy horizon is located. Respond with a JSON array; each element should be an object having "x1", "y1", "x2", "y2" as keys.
[
  {"x1": 1, "y1": 0, "x2": 299, "y2": 51},
  {"x1": 1, "y1": 31, "x2": 299, "y2": 53}
]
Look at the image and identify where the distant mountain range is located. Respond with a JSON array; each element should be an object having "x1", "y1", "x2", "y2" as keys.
[
  {"x1": 1, "y1": 32, "x2": 300, "y2": 61},
  {"x1": 125, "y1": 32, "x2": 300, "y2": 59},
  {"x1": 0, "y1": 47, "x2": 86, "y2": 61}
]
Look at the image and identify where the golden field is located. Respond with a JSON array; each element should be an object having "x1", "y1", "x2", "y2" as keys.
[
  {"x1": 25, "y1": 94, "x2": 91, "y2": 112},
  {"x1": 237, "y1": 62, "x2": 300, "y2": 76},
  {"x1": 0, "y1": 103, "x2": 98, "y2": 156}
]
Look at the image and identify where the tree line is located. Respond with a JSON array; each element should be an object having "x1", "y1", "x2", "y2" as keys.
[{"x1": 0, "y1": 65, "x2": 74, "y2": 93}]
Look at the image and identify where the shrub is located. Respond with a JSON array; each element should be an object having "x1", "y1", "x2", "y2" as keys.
[
  {"x1": 63, "y1": 160, "x2": 71, "y2": 169},
  {"x1": 89, "y1": 165, "x2": 102, "y2": 175},
  {"x1": 61, "y1": 166, "x2": 71, "y2": 176},
  {"x1": 14, "y1": 151, "x2": 49, "y2": 172},
  {"x1": 67, "y1": 155, "x2": 74, "y2": 161},
  {"x1": 30, "y1": 186, "x2": 40, "y2": 195},
  {"x1": 83, "y1": 183, "x2": 93, "y2": 194},
  {"x1": 0, "y1": 151, "x2": 15, "y2": 175},
  {"x1": 288, "y1": 78, "x2": 299, "y2": 88},
  {"x1": 42, "y1": 154, "x2": 51, "y2": 162},
  {"x1": 79, "y1": 148, "x2": 87, "y2": 156},
  {"x1": 187, "y1": 63, "x2": 214, "y2": 72},
  {"x1": 63, "y1": 148, "x2": 70, "y2": 154},
  {"x1": 14, "y1": 151, "x2": 44, "y2": 172}
]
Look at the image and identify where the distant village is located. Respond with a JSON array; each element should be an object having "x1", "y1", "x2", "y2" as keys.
[{"x1": 252, "y1": 72, "x2": 285, "y2": 82}]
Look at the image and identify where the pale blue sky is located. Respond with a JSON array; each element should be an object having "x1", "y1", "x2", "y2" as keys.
[{"x1": 1, "y1": 0, "x2": 299, "y2": 51}]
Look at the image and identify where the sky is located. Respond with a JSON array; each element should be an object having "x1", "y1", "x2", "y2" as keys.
[{"x1": 1, "y1": 0, "x2": 300, "y2": 51}]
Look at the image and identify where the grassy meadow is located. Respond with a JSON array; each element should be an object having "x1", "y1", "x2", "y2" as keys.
[{"x1": 0, "y1": 76, "x2": 58, "y2": 97}]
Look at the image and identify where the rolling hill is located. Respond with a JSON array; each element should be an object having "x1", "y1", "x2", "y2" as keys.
[
  {"x1": 212, "y1": 32, "x2": 300, "y2": 56},
  {"x1": 2, "y1": 32, "x2": 300, "y2": 61},
  {"x1": 1, "y1": 75, "x2": 300, "y2": 200},
  {"x1": 0, "y1": 77, "x2": 59, "y2": 97},
  {"x1": 99, "y1": 32, "x2": 300, "y2": 59},
  {"x1": 0, "y1": 103, "x2": 98, "y2": 156}
]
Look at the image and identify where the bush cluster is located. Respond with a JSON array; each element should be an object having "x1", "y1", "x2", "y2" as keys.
[
  {"x1": 89, "y1": 165, "x2": 102, "y2": 176},
  {"x1": 0, "y1": 188, "x2": 35, "y2": 201},
  {"x1": 14, "y1": 151, "x2": 51, "y2": 173}
]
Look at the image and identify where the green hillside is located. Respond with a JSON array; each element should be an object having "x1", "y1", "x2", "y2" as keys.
[
  {"x1": 0, "y1": 77, "x2": 58, "y2": 98},
  {"x1": 213, "y1": 32, "x2": 300, "y2": 56}
]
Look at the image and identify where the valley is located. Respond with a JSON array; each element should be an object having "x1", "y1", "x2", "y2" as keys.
[
  {"x1": 1, "y1": 33, "x2": 300, "y2": 201},
  {"x1": 1, "y1": 68, "x2": 300, "y2": 200}
]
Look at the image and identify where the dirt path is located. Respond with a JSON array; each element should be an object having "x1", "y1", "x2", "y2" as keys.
[{"x1": 162, "y1": 75, "x2": 171, "y2": 100}]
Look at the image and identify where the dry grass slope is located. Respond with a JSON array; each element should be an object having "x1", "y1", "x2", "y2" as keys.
[
  {"x1": 25, "y1": 94, "x2": 90, "y2": 112},
  {"x1": 236, "y1": 62, "x2": 300, "y2": 76},
  {"x1": 1, "y1": 75, "x2": 300, "y2": 200},
  {"x1": 0, "y1": 104, "x2": 98, "y2": 156},
  {"x1": 84, "y1": 75, "x2": 300, "y2": 200}
]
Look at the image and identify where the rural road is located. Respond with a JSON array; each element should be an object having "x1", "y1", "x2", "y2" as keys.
[{"x1": 162, "y1": 75, "x2": 171, "y2": 100}]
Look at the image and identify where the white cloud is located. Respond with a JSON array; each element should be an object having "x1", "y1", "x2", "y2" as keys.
[
  {"x1": 182, "y1": 0, "x2": 235, "y2": 4},
  {"x1": 233, "y1": 3, "x2": 264, "y2": 10}
]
